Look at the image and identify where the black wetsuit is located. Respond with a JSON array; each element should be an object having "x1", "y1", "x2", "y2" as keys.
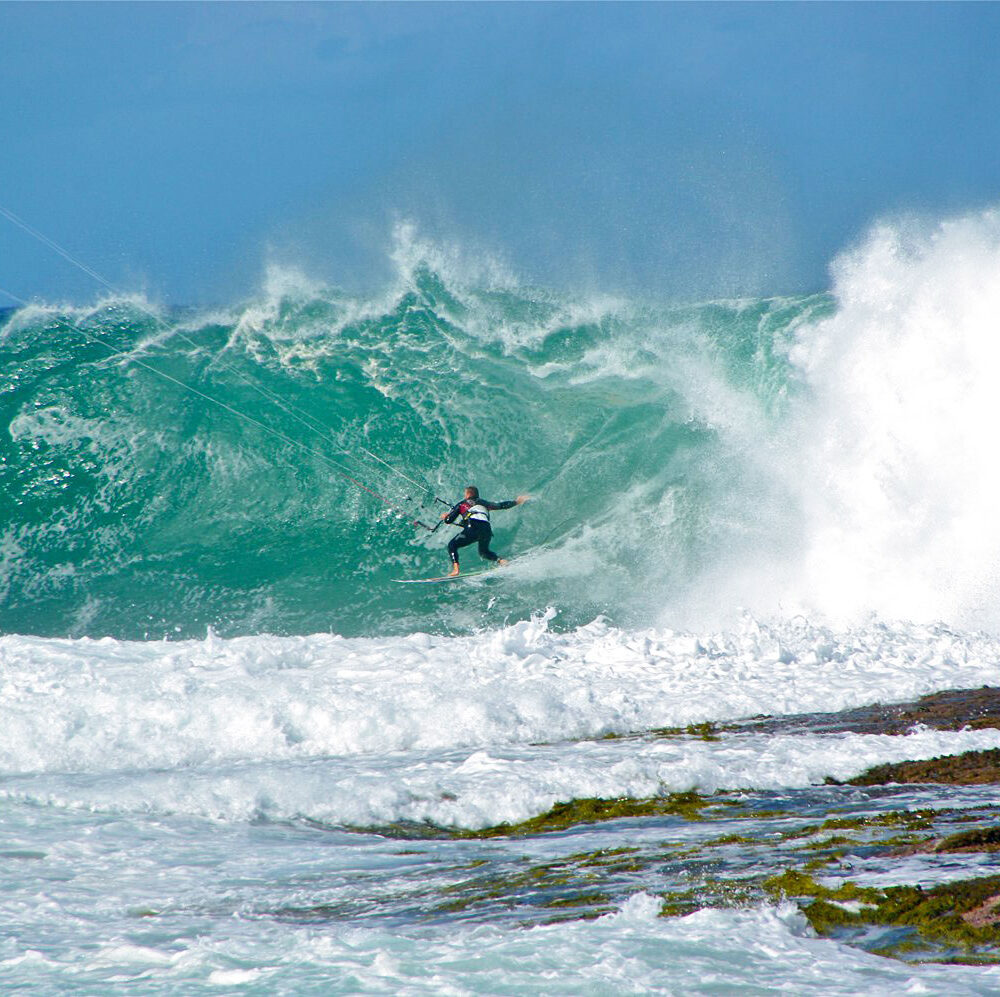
[{"x1": 444, "y1": 498, "x2": 517, "y2": 565}]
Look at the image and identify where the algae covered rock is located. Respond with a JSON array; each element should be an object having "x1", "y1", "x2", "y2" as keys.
[{"x1": 848, "y1": 748, "x2": 1000, "y2": 787}]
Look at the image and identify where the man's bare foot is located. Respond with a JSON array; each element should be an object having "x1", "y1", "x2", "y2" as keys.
[
  {"x1": 448, "y1": 564, "x2": 460, "y2": 577},
  {"x1": 497, "y1": 558, "x2": 508, "y2": 567}
]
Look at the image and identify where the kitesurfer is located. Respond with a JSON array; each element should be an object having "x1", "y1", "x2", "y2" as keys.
[{"x1": 441, "y1": 486, "x2": 529, "y2": 576}]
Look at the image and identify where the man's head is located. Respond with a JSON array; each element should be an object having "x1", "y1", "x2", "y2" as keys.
[{"x1": 465, "y1": 486, "x2": 479, "y2": 500}]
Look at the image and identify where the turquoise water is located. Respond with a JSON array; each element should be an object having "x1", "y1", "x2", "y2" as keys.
[{"x1": 0, "y1": 267, "x2": 832, "y2": 640}]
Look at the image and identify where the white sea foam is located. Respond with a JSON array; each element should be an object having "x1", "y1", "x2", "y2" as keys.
[
  {"x1": 9, "y1": 405, "x2": 122, "y2": 451},
  {"x1": 5, "y1": 725, "x2": 999, "y2": 828},
  {"x1": 787, "y1": 209, "x2": 1000, "y2": 631},
  {"x1": 0, "y1": 613, "x2": 996, "y2": 797}
]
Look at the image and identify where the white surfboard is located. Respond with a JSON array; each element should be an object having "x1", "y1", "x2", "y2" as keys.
[{"x1": 393, "y1": 563, "x2": 510, "y2": 584}]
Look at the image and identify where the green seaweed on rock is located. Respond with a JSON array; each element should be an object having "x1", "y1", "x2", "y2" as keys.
[
  {"x1": 459, "y1": 792, "x2": 722, "y2": 838},
  {"x1": 762, "y1": 870, "x2": 1000, "y2": 961}
]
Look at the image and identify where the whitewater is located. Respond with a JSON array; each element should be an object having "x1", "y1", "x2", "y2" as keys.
[{"x1": 4, "y1": 212, "x2": 1000, "y2": 992}]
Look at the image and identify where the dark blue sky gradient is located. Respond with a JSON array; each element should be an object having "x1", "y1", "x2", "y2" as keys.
[{"x1": 2, "y1": 2, "x2": 999, "y2": 303}]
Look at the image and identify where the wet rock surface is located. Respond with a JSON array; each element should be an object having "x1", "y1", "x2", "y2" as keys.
[
  {"x1": 730, "y1": 685, "x2": 1000, "y2": 738},
  {"x1": 847, "y1": 748, "x2": 1000, "y2": 787}
]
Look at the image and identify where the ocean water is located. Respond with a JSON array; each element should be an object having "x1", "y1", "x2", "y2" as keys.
[{"x1": 4, "y1": 212, "x2": 1000, "y2": 992}]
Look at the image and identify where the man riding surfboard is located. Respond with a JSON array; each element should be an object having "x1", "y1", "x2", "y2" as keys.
[{"x1": 441, "y1": 486, "x2": 529, "y2": 576}]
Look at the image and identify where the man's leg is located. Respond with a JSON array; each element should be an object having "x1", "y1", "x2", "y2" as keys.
[
  {"x1": 475, "y1": 525, "x2": 500, "y2": 562},
  {"x1": 448, "y1": 531, "x2": 476, "y2": 575}
]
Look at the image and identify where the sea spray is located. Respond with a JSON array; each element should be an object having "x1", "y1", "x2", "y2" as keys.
[{"x1": 787, "y1": 209, "x2": 1000, "y2": 629}]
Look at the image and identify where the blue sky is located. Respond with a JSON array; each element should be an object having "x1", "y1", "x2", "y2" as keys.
[{"x1": 2, "y1": 2, "x2": 999, "y2": 304}]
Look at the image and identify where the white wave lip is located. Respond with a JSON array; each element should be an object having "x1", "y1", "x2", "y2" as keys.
[{"x1": 1, "y1": 612, "x2": 996, "y2": 776}]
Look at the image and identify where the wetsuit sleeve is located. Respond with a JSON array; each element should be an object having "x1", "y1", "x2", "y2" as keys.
[
  {"x1": 444, "y1": 503, "x2": 464, "y2": 524},
  {"x1": 482, "y1": 499, "x2": 517, "y2": 511}
]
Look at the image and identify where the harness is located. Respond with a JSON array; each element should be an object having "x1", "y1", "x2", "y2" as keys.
[{"x1": 459, "y1": 501, "x2": 491, "y2": 526}]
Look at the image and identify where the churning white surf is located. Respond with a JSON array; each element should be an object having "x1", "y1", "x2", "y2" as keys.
[
  {"x1": 6, "y1": 723, "x2": 1000, "y2": 829},
  {"x1": 785, "y1": 209, "x2": 1000, "y2": 630},
  {"x1": 1, "y1": 612, "x2": 997, "y2": 826},
  {"x1": 4, "y1": 883, "x2": 1000, "y2": 995}
]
